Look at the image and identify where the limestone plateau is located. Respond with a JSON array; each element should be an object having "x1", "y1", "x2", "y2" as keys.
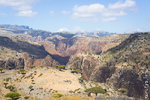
[{"x1": 0, "y1": 25, "x2": 150, "y2": 100}]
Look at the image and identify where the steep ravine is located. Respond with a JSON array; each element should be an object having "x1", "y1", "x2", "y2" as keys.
[{"x1": 66, "y1": 33, "x2": 150, "y2": 100}]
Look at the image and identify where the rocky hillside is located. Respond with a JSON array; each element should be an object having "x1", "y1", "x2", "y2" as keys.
[
  {"x1": 67, "y1": 32, "x2": 150, "y2": 100},
  {"x1": 0, "y1": 36, "x2": 59, "y2": 69},
  {"x1": 0, "y1": 25, "x2": 129, "y2": 65}
]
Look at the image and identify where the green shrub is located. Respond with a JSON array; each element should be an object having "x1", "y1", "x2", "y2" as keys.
[
  {"x1": 3, "y1": 82, "x2": 8, "y2": 88},
  {"x1": 118, "y1": 88, "x2": 128, "y2": 94},
  {"x1": 19, "y1": 69, "x2": 25, "y2": 74},
  {"x1": 24, "y1": 96, "x2": 30, "y2": 99},
  {"x1": 38, "y1": 73, "x2": 43, "y2": 77},
  {"x1": 69, "y1": 67, "x2": 76, "y2": 70},
  {"x1": 55, "y1": 65, "x2": 66, "y2": 71},
  {"x1": 84, "y1": 86, "x2": 106, "y2": 96},
  {"x1": 0, "y1": 67, "x2": 3, "y2": 73},
  {"x1": 4, "y1": 92, "x2": 21, "y2": 100},
  {"x1": 7, "y1": 85, "x2": 15, "y2": 91},
  {"x1": 28, "y1": 85, "x2": 33, "y2": 91},
  {"x1": 52, "y1": 93, "x2": 63, "y2": 98},
  {"x1": 78, "y1": 77, "x2": 84, "y2": 83},
  {"x1": 7, "y1": 66, "x2": 12, "y2": 70}
]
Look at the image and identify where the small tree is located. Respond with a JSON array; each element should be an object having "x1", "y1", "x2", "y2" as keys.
[
  {"x1": 0, "y1": 67, "x2": 3, "y2": 73},
  {"x1": 24, "y1": 96, "x2": 30, "y2": 99},
  {"x1": 58, "y1": 65, "x2": 66, "y2": 71},
  {"x1": 19, "y1": 69, "x2": 25, "y2": 74},
  {"x1": 18, "y1": 66, "x2": 24, "y2": 69},
  {"x1": 118, "y1": 88, "x2": 128, "y2": 95},
  {"x1": 7, "y1": 85, "x2": 15, "y2": 91},
  {"x1": 55, "y1": 65, "x2": 59, "y2": 69},
  {"x1": 78, "y1": 77, "x2": 84, "y2": 83},
  {"x1": 29, "y1": 85, "x2": 33, "y2": 91},
  {"x1": 7, "y1": 66, "x2": 12, "y2": 70},
  {"x1": 3, "y1": 82, "x2": 8, "y2": 88},
  {"x1": 31, "y1": 80, "x2": 34, "y2": 84},
  {"x1": 69, "y1": 67, "x2": 79, "y2": 73},
  {"x1": 84, "y1": 86, "x2": 106, "y2": 96},
  {"x1": 4, "y1": 92, "x2": 21, "y2": 100},
  {"x1": 69, "y1": 67, "x2": 76, "y2": 70},
  {"x1": 52, "y1": 93, "x2": 63, "y2": 98}
]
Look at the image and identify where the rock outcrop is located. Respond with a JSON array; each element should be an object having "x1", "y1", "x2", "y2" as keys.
[
  {"x1": 0, "y1": 58, "x2": 24, "y2": 69},
  {"x1": 67, "y1": 33, "x2": 150, "y2": 99}
]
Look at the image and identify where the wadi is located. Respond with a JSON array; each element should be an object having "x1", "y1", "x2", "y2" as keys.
[{"x1": 0, "y1": 25, "x2": 149, "y2": 100}]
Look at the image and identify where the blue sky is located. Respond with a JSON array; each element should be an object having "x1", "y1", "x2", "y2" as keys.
[{"x1": 0, "y1": 0, "x2": 150, "y2": 33}]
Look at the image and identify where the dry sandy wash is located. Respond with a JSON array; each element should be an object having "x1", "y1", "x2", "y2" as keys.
[{"x1": 0, "y1": 67, "x2": 85, "y2": 99}]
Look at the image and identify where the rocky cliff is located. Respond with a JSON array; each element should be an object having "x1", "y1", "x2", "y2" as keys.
[
  {"x1": 0, "y1": 36, "x2": 59, "y2": 69},
  {"x1": 67, "y1": 33, "x2": 150, "y2": 100}
]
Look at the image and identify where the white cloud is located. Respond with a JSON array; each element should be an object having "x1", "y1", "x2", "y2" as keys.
[
  {"x1": 0, "y1": 0, "x2": 38, "y2": 17},
  {"x1": 102, "y1": 11, "x2": 127, "y2": 17},
  {"x1": 61, "y1": 11, "x2": 70, "y2": 15},
  {"x1": 73, "y1": 4, "x2": 106, "y2": 18},
  {"x1": 72, "y1": 0, "x2": 137, "y2": 22},
  {"x1": 50, "y1": 11, "x2": 54, "y2": 16},
  {"x1": 0, "y1": 0, "x2": 38, "y2": 10},
  {"x1": 108, "y1": 0, "x2": 137, "y2": 11},
  {"x1": 57, "y1": 28, "x2": 70, "y2": 32},
  {"x1": 101, "y1": 17, "x2": 116, "y2": 22},
  {"x1": 16, "y1": 10, "x2": 37, "y2": 17}
]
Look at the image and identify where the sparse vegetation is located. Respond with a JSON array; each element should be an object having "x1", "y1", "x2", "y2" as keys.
[
  {"x1": 78, "y1": 77, "x2": 84, "y2": 83},
  {"x1": 84, "y1": 86, "x2": 106, "y2": 96},
  {"x1": 52, "y1": 93, "x2": 63, "y2": 98},
  {"x1": 7, "y1": 66, "x2": 12, "y2": 70},
  {"x1": 19, "y1": 69, "x2": 25, "y2": 74},
  {"x1": 118, "y1": 88, "x2": 128, "y2": 95},
  {"x1": 0, "y1": 67, "x2": 3, "y2": 73},
  {"x1": 28, "y1": 85, "x2": 33, "y2": 91},
  {"x1": 4, "y1": 92, "x2": 21, "y2": 100},
  {"x1": 69, "y1": 67, "x2": 80, "y2": 73},
  {"x1": 24, "y1": 96, "x2": 30, "y2": 99},
  {"x1": 55, "y1": 65, "x2": 66, "y2": 71},
  {"x1": 3, "y1": 82, "x2": 8, "y2": 88},
  {"x1": 7, "y1": 85, "x2": 15, "y2": 91}
]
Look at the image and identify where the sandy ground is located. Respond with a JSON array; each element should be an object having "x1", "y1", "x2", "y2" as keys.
[{"x1": 0, "y1": 67, "x2": 84, "y2": 99}]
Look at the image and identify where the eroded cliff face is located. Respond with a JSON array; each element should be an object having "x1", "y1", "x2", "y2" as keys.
[
  {"x1": 67, "y1": 33, "x2": 150, "y2": 99},
  {"x1": 0, "y1": 36, "x2": 60, "y2": 69},
  {"x1": 0, "y1": 58, "x2": 24, "y2": 69},
  {"x1": 42, "y1": 34, "x2": 128, "y2": 57},
  {"x1": 67, "y1": 55, "x2": 149, "y2": 99},
  {"x1": 22, "y1": 53, "x2": 59, "y2": 68}
]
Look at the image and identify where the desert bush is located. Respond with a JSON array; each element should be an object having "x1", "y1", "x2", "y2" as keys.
[
  {"x1": 69, "y1": 67, "x2": 76, "y2": 70},
  {"x1": 7, "y1": 85, "x2": 15, "y2": 91},
  {"x1": 52, "y1": 93, "x2": 63, "y2": 98},
  {"x1": 19, "y1": 69, "x2": 25, "y2": 74},
  {"x1": 29, "y1": 85, "x2": 33, "y2": 91},
  {"x1": 118, "y1": 88, "x2": 128, "y2": 94},
  {"x1": 78, "y1": 77, "x2": 84, "y2": 83},
  {"x1": 58, "y1": 65, "x2": 66, "y2": 71},
  {"x1": 5, "y1": 77, "x2": 11, "y2": 82},
  {"x1": 4, "y1": 92, "x2": 21, "y2": 100},
  {"x1": 3, "y1": 82, "x2": 8, "y2": 88},
  {"x1": 84, "y1": 86, "x2": 106, "y2": 96},
  {"x1": 7, "y1": 66, "x2": 12, "y2": 70},
  {"x1": 24, "y1": 96, "x2": 30, "y2": 99},
  {"x1": 38, "y1": 73, "x2": 43, "y2": 77},
  {"x1": 0, "y1": 67, "x2": 3, "y2": 73}
]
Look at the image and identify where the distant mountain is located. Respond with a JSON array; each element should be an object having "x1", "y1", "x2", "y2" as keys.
[
  {"x1": 0, "y1": 25, "x2": 116, "y2": 38},
  {"x1": 75, "y1": 31, "x2": 116, "y2": 37},
  {"x1": 0, "y1": 24, "x2": 32, "y2": 30}
]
